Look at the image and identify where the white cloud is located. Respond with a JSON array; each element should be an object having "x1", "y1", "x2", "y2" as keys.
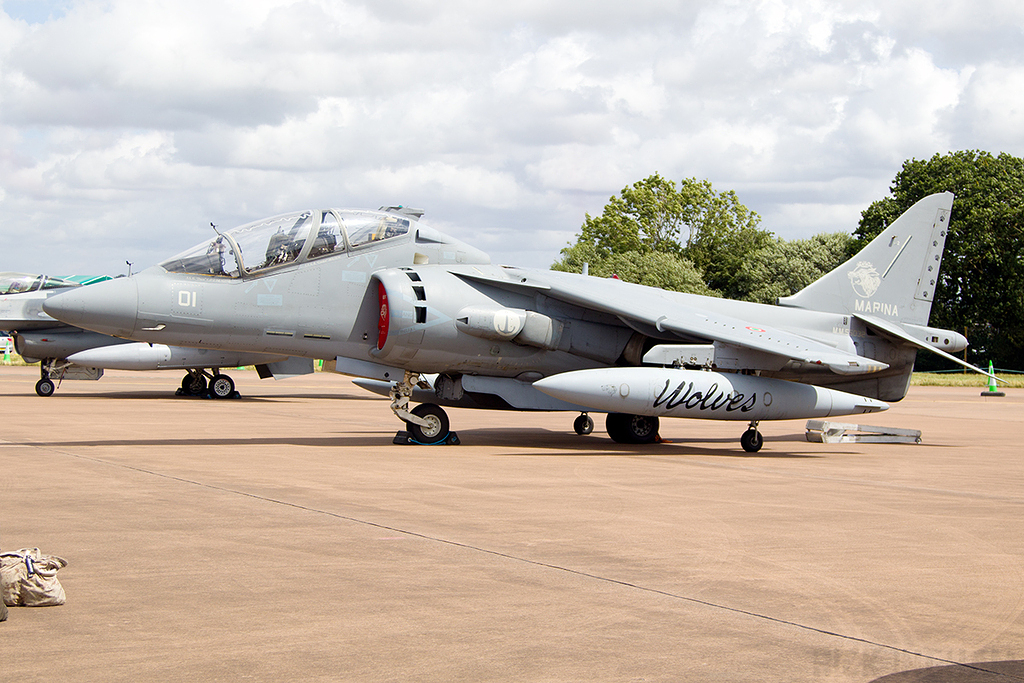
[
  {"x1": 1, "y1": 0, "x2": 1024, "y2": 276},
  {"x1": 953, "y1": 63, "x2": 1024, "y2": 149}
]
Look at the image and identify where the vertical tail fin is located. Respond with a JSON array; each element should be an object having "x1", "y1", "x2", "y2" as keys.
[{"x1": 778, "y1": 192, "x2": 954, "y2": 326}]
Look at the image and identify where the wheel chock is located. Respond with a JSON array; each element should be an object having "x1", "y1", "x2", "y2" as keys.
[{"x1": 393, "y1": 430, "x2": 460, "y2": 445}]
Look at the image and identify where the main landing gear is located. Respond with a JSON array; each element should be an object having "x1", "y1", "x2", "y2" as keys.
[
  {"x1": 606, "y1": 413, "x2": 661, "y2": 444},
  {"x1": 177, "y1": 369, "x2": 239, "y2": 399},
  {"x1": 390, "y1": 371, "x2": 459, "y2": 445}
]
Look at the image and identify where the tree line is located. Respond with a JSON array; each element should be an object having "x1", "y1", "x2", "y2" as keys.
[{"x1": 551, "y1": 152, "x2": 1024, "y2": 371}]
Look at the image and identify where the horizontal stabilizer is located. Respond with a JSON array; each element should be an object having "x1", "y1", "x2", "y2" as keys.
[{"x1": 855, "y1": 314, "x2": 1006, "y2": 383}]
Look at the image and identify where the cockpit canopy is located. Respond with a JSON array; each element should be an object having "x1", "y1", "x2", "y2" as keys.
[
  {"x1": 161, "y1": 209, "x2": 415, "y2": 277},
  {"x1": 0, "y1": 273, "x2": 86, "y2": 295}
]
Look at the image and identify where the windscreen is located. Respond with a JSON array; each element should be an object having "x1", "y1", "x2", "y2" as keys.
[
  {"x1": 161, "y1": 212, "x2": 314, "y2": 276},
  {"x1": 160, "y1": 235, "x2": 241, "y2": 276}
]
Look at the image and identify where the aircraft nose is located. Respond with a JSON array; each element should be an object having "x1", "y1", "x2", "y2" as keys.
[{"x1": 43, "y1": 277, "x2": 139, "y2": 338}]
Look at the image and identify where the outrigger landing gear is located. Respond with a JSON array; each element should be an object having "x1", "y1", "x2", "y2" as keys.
[
  {"x1": 740, "y1": 421, "x2": 764, "y2": 453},
  {"x1": 390, "y1": 371, "x2": 459, "y2": 445},
  {"x1": 573, "y1": 413, "x2": 595, "y2": 435}
]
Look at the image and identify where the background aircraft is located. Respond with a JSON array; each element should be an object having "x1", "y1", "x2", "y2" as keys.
[
  {"x1": 41, "y1": 196, "x2": 994, "y2": 451},
  {"x1": 1, "y1": 272, "x2": 310, "y2": 396}
]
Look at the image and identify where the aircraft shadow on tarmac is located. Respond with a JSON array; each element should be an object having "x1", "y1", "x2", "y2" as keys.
[
  {"x1": 16, "y1": 429, "x2": 820, "y2": 456},
  {"x1": 869, "y1": 660, "x2": 1024, "y2": 682},
  {"x1": 472, "y1": 429, "x2": 822, "y2": 458},
  {"x1": 46, "y1": 390, "x2": 381, "y2": 402}
]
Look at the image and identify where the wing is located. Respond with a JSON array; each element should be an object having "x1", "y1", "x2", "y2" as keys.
[{"x1": 453, "y1": 268, "x2": 887, "y2": 376}]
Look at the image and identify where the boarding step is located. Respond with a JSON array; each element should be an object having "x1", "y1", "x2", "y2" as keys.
[{"x1": 805, "y1": 420, "x2": 922, "y2": 444}]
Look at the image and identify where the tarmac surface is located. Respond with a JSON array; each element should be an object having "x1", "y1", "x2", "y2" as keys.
[{"x1": 1, "y1": 365, "x2": 1023, "y2": 682}]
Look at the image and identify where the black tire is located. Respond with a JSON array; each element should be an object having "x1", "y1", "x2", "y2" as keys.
[
  {"x1": 208, "y1": 374, "x2": 235, "y2": 399},
  {"x1": 35, "y1": 378, "x2": 56, "y2": 397},
  {"x1": 606, "y1": 413, "x2": 659, "y2": 444},
  {"x1": 405, "y1": 403, "x2": 450, "y2": 444},
  {"x1": 181, "y1": 373, "x2": 206, "y2": 396},
  {"x1": 740, "y1": 429, "x2": 763, "y2": 453},
  {"x1": 573, "y1": 414, "x2": 595, "y2": 435}
]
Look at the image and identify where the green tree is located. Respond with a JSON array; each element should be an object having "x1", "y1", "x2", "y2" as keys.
[
  {"x1": 597, "y1": 251, "x2": 719, "y2": 296},
  {"x1": 680, "y1": 184, "x2": 771, "y2": 298},
  {"x1": 856, "y1": 151, "x2": 1024, "y2": 370},
  {"x1": 552, "y1": 240, "x2": 718, "y2": 294},
  {"x1": 553, "y1": 174, "x2": 768, "y2": 295},
  {"x1": 734, "y1": 233, "x2": 857, "y2": 304},
  {"x1": 575, "y1": 173, "x2": 687, "y2": 258}
]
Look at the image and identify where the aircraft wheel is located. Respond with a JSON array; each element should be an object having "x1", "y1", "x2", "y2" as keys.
[
  {"x1": 405, "y1": 403, "x2": 450, "y2": 444},
  {"x1": 606, "y1": 413, "x2": 659, "y2": 444},
  {"x1": 181, "y1": 373, "x2": 206, "y2": 396},
  {"x1": 740, "y1": 429, "x2": 763, "y2": 453},
  {"x1": 35, "y1": 378, "x2": 56, "y2": 397},
  {"x1": 209, "y1": 374, "x2": 235, "y2": 399},
  {"x1": 573, "y1": 414, "x2": 595, "y2": 435}
]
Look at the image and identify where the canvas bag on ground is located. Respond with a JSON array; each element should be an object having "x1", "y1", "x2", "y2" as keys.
[
  {"x1": 1, "y1": 548, "x2": 68, "y2": 607},
  {"x1": 0, "y1": 543, "x2": 5, "y2": 620}
]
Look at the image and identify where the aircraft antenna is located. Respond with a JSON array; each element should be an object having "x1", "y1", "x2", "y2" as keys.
[
  {"x1": 210, "y1": 222, "x2": 222, "y2": 236},
  {"x1": 126, "y1": 260, "x2": 133, "y2": 276}
]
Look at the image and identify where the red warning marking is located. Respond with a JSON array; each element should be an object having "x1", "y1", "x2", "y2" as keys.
[{"x1": 377, "y1": 281, "x2": 389, "y2": 350}]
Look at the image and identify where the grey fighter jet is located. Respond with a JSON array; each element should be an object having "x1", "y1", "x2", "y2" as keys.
[
  {"x1": 41, "y1": 195, "x2": 994, "y2": 451},
  {"x1": 1, "y1": 272, "x2": 307, "y2": 397}
]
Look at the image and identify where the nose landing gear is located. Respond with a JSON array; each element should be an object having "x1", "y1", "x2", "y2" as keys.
[
  {"x1": 390, "y1": 371, "x2": 459, "y2": 445},
  {"x1": 177, "y1": 369, "x2": 239, "y2": 399},
  {"x1": 35, "y1": 377, "x2": 56, "y2": 397}
]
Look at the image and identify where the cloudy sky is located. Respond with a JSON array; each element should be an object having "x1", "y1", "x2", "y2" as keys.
[{"x1": 1, "y1": 0, "x2": 1022, "y2": 276}]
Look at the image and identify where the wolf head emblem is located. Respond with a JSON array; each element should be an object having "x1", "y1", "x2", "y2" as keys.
[{"x1": 848, "y1": 261, "x2": 881, "y2": 298}]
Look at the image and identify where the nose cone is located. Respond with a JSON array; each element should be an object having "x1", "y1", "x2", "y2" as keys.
[
  {"x1": 532, "y1": 373, "x2": 591, "y2": 406},
  {"x1": 43, "y1": 277, "x2": 139, "y2": 338}
]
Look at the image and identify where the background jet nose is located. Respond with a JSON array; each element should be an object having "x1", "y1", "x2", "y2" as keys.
[{"x1": 43, "y1": 277, "x2": 139, "y2": 338}]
